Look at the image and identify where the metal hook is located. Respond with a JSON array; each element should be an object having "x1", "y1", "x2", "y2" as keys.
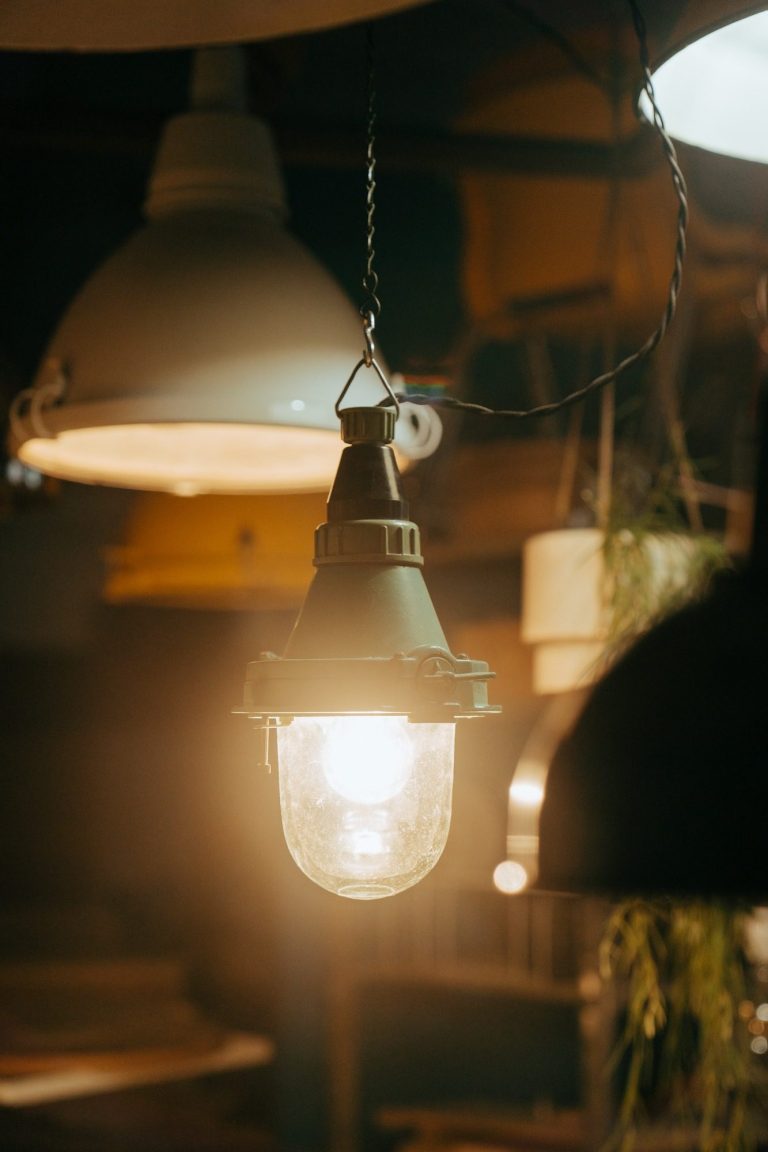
[
  {"x1": 334, "y1": 353, "x2": 400, "y2": 419},
  {"x1": 362, "y1": 310, "x2": 376, "y2": 367}
]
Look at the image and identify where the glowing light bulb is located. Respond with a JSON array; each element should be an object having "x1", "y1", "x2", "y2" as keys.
[
  {"x1": 276, "y1": 715, "x2": 454, "y2": 900},
  {"x1": 321, "y1": 715, "x2": 413, "y2": 804}
]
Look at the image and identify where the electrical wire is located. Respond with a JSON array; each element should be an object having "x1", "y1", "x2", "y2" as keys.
[{"x1": 387, "y1": 0, "x2": 689, "y2": 423}]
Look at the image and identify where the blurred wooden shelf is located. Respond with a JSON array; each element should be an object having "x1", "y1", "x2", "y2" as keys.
[
  {"x1": 0, "y1": 1030, "x2": 274, "y2": 1107},
  {"x1": 0, "y1": 957, "x2": 274, "y2": 1106},
  {"x1": 343, "y1": 963, "x2": 591, "y2": 1004},
  {"x1": 377, "y1": 1104, "x2": 700, "y2": 1152}
]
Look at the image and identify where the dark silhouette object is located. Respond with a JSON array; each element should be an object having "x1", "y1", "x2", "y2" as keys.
[
  {"x1": 538, "y1": 566, "x2": 768, "y2": 898},
  {"x1": 539, "y1": 388, "x2": 768, "y2": 899}
]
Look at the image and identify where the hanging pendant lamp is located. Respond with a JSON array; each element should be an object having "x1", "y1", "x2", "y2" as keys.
[
  {"x1": 236, "y1": 402, "x2": 498, "y2": 900},
  {"x1": 9, "y1": 47, "x2": 438, "y2": 495},
  {"x1": 232, "y1": 29, "x2": 497, "y2": 901}
]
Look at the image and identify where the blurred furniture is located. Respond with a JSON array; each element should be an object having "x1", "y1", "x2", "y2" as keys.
[
  {"x1": 376, "y1": 1104, "x2": 700, "y2": 1152},
  {"x1": 327, "y1": 886, "x2": 616, "y2": 1152},
  {"x1": 0, "y1": 907, "x2": 275, "y2": 1150}
]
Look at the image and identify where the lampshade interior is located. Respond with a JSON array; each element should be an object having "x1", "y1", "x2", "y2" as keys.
[
  {"x1": 645, "y1": 11, "x2": 768, "y2": 162},
  {"x1": 18, "y1": 423, "x2": 343, "y2": 495}
]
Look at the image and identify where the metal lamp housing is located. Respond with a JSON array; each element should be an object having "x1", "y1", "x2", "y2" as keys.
[{"x1": 238, "y1": 405, "x2": 498, "y2": 900}]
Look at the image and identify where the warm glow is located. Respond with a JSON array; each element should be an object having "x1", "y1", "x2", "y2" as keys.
[
  {"x1": 321, "y1": 716, "x2": 414, "y2": 804},
  {"x1": 18, "y1": 423, "x2": 344, "y2": 494},
  {"x1": 19, "y1": 418, "x2": 427, "y2": 494},
  {"x1": 644, "y1": 12, "x2": 768, "y2": 162},
  {"x1": 493, "y1": 860, "x2": 529, "y2": 895},
  {"x1": 509, "y1": 780, "x2": 545, "y2": 808},
  {"x1": 276, "y1": 716, "x2": 455, "y2": 900}
]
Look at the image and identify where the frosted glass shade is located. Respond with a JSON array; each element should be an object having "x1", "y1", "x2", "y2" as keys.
[{"x1": 276, "y1": 716, "x2": 455, "y2": 900}]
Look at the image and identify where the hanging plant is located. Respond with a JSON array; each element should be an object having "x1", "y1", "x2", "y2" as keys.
[
  {"x1": 599, "y1": 460, "x2": 732, "y2": 665},
  {"x1": 588, "y1": 448, "x2": 754, "y2": 1151},
  {"x1": 600, "y1": 900, "x2": 755, "y2": 1152}
]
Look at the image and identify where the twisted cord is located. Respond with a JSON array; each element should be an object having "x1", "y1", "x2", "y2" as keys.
[{"x1": 387, "y1": 0, "x2": 689, "y2": 422}]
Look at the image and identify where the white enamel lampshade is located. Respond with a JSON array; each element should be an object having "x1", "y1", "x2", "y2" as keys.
[
  {"x1": 643, "y1": 2, "x2": 768, "y2": 162},
  {"x1": 0, "y1": 0, "x2": 431, "y2": 50},
  {"x1": 11, "y1": 49, "x2": 436, "y2": 494}
]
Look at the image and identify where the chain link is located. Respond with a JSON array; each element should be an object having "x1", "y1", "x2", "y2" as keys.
[
  {"x1": 361, "y1": 24, "x2": 381, "y2": 322},
  {"x1": 334, "y1": 23, "x2": 397, "y2": 419}
]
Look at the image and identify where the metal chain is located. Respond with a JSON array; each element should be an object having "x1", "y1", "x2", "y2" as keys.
[
  {"x1": 334, "y1": 22, "x2": 399, "y2": 418},
  {"x1": 361, "y1": 24, "x2": 381, "y2": 325},
  {"x1": 386, "y1": 0, "x2": 689, "y2": 422}
]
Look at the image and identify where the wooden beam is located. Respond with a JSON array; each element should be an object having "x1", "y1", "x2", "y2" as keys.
[{"x1": 0, "y1": 107, "x2": 660, "y2": 179}]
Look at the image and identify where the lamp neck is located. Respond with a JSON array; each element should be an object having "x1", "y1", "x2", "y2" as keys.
[
  {"x1": 328, "y1": 406, "x2": 408, "y2": 522},
  {"x1": 190, "y1": 46, "x2": 248, "y2": 113},
  {"x1": 328, "y1": 443, "x2": 408, "y2": 522},
  {"x1": 145, "y1": 47, "x2": 286, "y2": 220}
]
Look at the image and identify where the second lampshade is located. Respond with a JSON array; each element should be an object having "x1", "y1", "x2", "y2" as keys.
[{"x1": 10, "y1": 47, "x2": 436, "y2": 494}]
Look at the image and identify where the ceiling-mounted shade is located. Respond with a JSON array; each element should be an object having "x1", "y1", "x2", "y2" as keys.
[
  {"x1": 10, "y1": 49, "x2": 437, "y2": 494},
  {"x1": 0, "y1": 0, "x2": 431, "y2": 50},
  {"x1": 643, "y1": 2, "x2": 768, "y2": 162}
]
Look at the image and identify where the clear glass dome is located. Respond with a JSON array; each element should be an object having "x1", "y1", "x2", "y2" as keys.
[{"x1": 277, "y1": 715, "x2": 455, "y2": 899}]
